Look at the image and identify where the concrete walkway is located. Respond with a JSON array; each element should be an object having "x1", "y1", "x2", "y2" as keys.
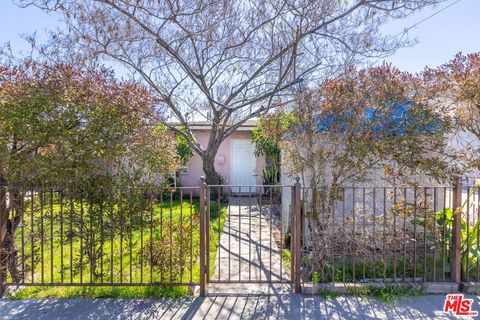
[
  {"x1": 1, "y1": 294, "x2": 478, "y2": 319},
  {"x1": 209, "y1": 196, "x2": 288, "y2": 292}
]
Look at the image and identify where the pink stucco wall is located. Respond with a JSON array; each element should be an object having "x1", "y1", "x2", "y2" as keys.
[{"x1": 179, "y1": 130, "x2": 266, "y2": 188}]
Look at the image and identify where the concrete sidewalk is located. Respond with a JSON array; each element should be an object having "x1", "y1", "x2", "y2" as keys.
[{"x1": 1, "y1": 294, "x2": 478, "y2": 319}]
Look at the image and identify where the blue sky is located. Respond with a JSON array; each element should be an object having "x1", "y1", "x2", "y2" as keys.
[
  {"x1": 380, "y1": 0, "x2": 480, "y2": 71},
  {"x1": 0, "y1": 0, "x2": 479, "y2": 74}
]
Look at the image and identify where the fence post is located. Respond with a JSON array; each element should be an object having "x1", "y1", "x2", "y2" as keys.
[
  {"x1": 0, "y1": 185, "x2": 7, "y2": 296},
  {"x1": 199, "y1": 177, "x2": 207, "y2": 296},
  {"x1": 290, "y1": 186, "x2": 295, "y2": 286},
  {"x1": 292, "y1": 178, "x2": 302, "y2": 293},
  {"x1": 206, "y1": 187, "x2": 210, "y2": 284},
  {"x1": 452, "y1": 180, "x2": 462, "y2": 284}
]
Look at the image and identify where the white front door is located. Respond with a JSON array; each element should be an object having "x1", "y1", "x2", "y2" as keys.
[{"x1": 231, "y1": 139, "x2": 256, "y2": 193}]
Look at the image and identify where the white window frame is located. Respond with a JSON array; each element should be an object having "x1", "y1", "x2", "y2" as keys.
[{"x1": 179, "y1": 165, "x2": 189, "y2": 175}]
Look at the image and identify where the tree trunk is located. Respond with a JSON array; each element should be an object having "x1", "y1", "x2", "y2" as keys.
[
  {"x1": 0, "y1": 174, "x2": 22, "y2": 296},
  {"x1": 0, "y1": 175, "x2": 6, "y2": 296},
  {"x1": 202, "y1": 153, "x2": 222, "y2": 186},
  {"x1": 200, "y1": 129, "x2": 223, "y2": 186},
  {"x1": 4, "y1": 196, "x2": 22, "y2": 287},
  {"x1": 200, "y1": 146, "x2": 224, "y2": 202}
]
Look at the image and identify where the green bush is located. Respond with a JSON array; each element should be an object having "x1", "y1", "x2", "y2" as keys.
[{"x1": 145, "y1": 215, "x2": 200, "y2": 282}]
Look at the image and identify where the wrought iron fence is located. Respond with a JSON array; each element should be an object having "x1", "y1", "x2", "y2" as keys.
[
  {"x1": 0, "y1": 186, "x2": 209, "y2": 290},
  {"x1": 1, "y1": 179, "x2": 478, "y2": 297},
  {"x1": 459, "y1": 183, "x2": 480, "y2": 283},
  {"x1": 0, "y1": 181, "x2": 295, "y2": 297},
  {"x1": 298, "y1": 181, "x2": 480, "y2": 285}
]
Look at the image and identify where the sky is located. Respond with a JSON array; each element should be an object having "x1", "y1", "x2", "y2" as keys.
[
  {"x1": 380, "y1": 0, "x2": 480, "y2": 72},
  {"x1": 0, "y1": 0, "x2": 479, "y2": 75}
]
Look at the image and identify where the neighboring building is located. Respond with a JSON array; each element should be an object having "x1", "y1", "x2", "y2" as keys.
[
  {"x1": 175, "y1": 120, "x2": 266, "y2": 192},
  {"x1": 279, "y1": 103, "x2": 480, "y2": 234}
]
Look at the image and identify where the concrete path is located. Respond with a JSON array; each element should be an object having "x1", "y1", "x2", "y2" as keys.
[
  {"x1": 209, "y1": 196, "x2": 288, "y2": 292},
  {"x1": 1, "y1": 294, "x2": 478, "y2": 319}
]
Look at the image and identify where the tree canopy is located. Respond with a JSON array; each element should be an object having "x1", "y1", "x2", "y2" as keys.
[
  {"x1": 0, "y1": 62, "x2": 179, "y2": 188},
  {"x1": 423, "y1": 52, "x2": 480, "y2": 170},
  {"x1": 279, "y1": 64, "x2": 457, "y2": 187},
  {"x1": 15, "y1": 0, "x2": 447, "y2": 184}
]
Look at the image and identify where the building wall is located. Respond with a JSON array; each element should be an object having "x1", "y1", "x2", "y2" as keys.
[
  {"x1": 279, "y1": 130, "x2": 480, "y2": 235},
  {"x1": 179, "y1": 129, "x2": 266, "y2": 188}
]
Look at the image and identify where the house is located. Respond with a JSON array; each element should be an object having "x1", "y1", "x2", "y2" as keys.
[{"x1": 176, "y1": 120, "x2": 266, "y2": 192}]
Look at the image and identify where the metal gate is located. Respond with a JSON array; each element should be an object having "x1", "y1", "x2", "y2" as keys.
[{"x1": 198, "y1": 180, "x2": 302, "y2": 294}]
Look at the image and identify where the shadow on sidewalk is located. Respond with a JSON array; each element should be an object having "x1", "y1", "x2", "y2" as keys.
[{"x1": 2, "y1": 293, "x2": 476, "y2": 319}]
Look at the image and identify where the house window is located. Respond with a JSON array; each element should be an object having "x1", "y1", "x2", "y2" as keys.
[{"x1": 179, "y1": 165, "x2": 189, "y2": 175}]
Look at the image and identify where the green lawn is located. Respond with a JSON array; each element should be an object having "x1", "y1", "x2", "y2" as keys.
[{"x1": 7, "y1": 191, "x2": 227, "y2": 299}]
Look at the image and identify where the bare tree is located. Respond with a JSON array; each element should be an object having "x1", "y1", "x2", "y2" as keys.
[{"x1": 16, "y1": 0, "x2": 445, "y2": 184}]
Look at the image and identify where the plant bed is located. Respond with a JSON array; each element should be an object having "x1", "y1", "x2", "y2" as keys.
[
  {"x1": 303, "y1": 282, "x2": 425, "y2": 304},
  {"x1": 302, "y1": 253, "x2": 455, "y2": 285},
  {"x1": 260, "y1": 203, "x2": 291, "y2": 277},
  {"x1": 461, "y1": 281, "x2": 480, "y2": 294},
  {"x1": 303, "y1": 280, "x2": 462, "y2": 296}
]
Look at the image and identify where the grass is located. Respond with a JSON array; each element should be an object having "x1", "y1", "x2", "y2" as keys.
[
  {"x1": 6, "y1": 192, "x2": 227, "y2": 299},
  {"x1": 10, "y1": 285, "x2": 188, "y2": 299},
  {"x1": 347, "y1": 284, "x2": 424, "y2": 304},
  {"x1": 315, "y1": 289, "x2": 341, "y2": 299},
  {"x1": 307, "y1": 284, "x2": 424, "y2": 304},
  {"x1": 308, "y1": 254, "x2": 453, "y2": 283},
  {"x1": 281, "y1": 250, "x2": 291, "y2": 274}
]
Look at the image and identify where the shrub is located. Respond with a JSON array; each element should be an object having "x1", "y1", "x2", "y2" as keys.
[{"x1": 144, "y1": 215, "x2": 200, "y2": 282}]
